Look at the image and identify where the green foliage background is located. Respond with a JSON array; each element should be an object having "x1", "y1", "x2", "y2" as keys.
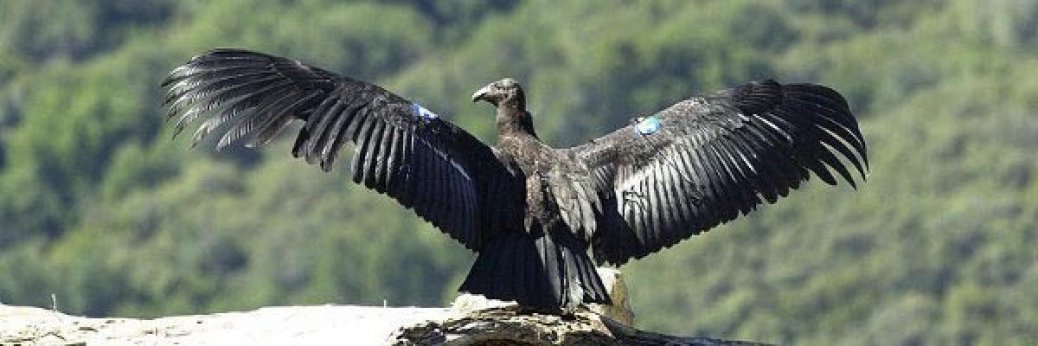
[{"x1": 1, "y1": 0, "x2": 1036, "y2": 344}]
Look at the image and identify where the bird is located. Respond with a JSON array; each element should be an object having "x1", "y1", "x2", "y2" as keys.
[{"x1": 161, "y1": 49, "x2": 868, "y2": 311}]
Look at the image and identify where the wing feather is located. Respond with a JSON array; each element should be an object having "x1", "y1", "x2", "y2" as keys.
[
  {"x1": 162, "y1": 49, "x2": 518, "y2": 250},
  {"x1": 373, "y1": 126, "x2": 394, "y2": 191},
  {"x1": 362, "y1": 120, "x2": 387, "y2": 188},
  {"x1": 350, "y1": 115, "x2": 377, "y2": 182},
  {"x1": 570, "y1": 79, "x2": 868, "y2": 265}
]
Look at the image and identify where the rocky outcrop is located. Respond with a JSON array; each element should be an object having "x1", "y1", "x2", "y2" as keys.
[
  {"x1": 0, "y1": 269, "x2": 766, "y2": 345},
  {"x1": 0, "y1": 304, "x2": 763, "y2": 345}
]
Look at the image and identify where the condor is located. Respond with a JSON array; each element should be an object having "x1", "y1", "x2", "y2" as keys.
[{"x1": 162, "y1": 49, "x2": 868, "y2": 311}]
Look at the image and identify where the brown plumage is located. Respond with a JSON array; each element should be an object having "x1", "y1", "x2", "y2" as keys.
[{"x1": 162, "y1": 49, "x2": 868, "y2": 310}]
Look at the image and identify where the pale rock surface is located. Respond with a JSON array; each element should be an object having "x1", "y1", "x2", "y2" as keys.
[
  {"x1": 0, "y1": 269, "x2": 762, "y2": 345},
  {"x1": 0, "y1": 303, "x2": 456, "y2": 345}
]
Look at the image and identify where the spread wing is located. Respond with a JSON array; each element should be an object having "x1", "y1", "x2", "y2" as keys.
[
  {"x1": 162, "y1": 49, "x2": 522, "y2": 250},
  {"x1": 568, "y1": 80, "x2": 868, "y2": 265}
]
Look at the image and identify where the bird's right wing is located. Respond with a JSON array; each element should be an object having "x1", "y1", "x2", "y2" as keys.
[
  {"x1": 567, "y1": 80, "x2": 868, "y2": 265},
  {"x1": 162, "y1": 49, "x2": 523, "y2": 250}
]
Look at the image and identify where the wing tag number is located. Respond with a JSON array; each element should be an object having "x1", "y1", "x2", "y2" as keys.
[
  {"x1": 635, "y1": 115, "x2": 661, "y2": 135},
  {"x1": 411, "y1": 103, "x2": 440, "y2": 120}
]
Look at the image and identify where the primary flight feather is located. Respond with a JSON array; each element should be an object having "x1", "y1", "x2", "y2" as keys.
[{"x1": 162, "y1": 49, "x2": 868, "y2": 310}]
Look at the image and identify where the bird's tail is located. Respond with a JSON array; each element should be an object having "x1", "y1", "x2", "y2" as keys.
[{"x1": 459, "y1": 231, "x2": 610, "y2": 310}]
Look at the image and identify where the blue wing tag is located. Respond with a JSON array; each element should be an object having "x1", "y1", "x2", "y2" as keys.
[
  {"x1": 635, "y1": 115, "x2": 661, "y2": 135},
  {"x1": 411, "y1": 103, "x2": 439, "y2": 120}
]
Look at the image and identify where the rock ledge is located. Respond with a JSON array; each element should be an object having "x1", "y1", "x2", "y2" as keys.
[{"x1": 0, "y1": 303, "x2": 764, "y2": 345}]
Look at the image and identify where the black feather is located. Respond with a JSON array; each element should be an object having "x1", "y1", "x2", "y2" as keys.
[{"x1": 163, "y1": 52, "x2": 867, "y2": 308}]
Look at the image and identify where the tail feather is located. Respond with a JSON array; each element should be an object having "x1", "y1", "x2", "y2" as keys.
[
  {"x1": 541, "y1": 233, "x2": 563, "y2": 304},
  {"x1": 493, "y1": 235, "x2": 517, "y2": 299},
  {"x1": 460, "y1": 232, "x2": 610, "y2": 310}
]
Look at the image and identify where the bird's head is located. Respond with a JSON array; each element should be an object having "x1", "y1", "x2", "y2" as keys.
[{"x1": 472, "y1": 78, "x2": 525, "y2": 108}]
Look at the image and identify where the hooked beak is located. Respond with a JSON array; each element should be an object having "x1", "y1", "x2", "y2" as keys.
[{"x1": 471, "y1": 85, "x2": 491, "y2": 103}]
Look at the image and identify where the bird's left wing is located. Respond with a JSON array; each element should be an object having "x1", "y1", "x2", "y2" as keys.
[
  {"x1": 162, "y1": 49, "x2": 521, "y2": 250},
  {"x1": 566, "y1": 80, "x2": 868, "y2": 265}
]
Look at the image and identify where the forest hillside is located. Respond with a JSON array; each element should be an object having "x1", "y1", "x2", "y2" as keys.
[{"x1": 1, "y1": 1, "x2": 1036, "y2": 344}]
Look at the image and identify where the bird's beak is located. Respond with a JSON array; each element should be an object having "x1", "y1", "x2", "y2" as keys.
[{"x1": 471, "y1": 85, "x2": 491, "y2": 103}]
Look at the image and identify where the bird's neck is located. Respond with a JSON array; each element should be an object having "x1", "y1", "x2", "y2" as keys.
[{"x1": 496, "y1": 101, "x2": 538, "y2": 140}]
